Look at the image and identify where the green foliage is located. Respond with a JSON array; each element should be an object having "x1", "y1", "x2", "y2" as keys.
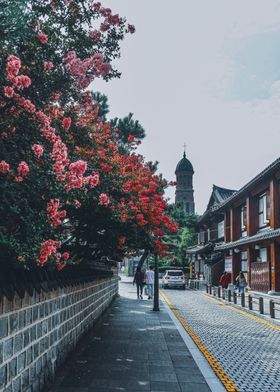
[
  {"x1": 163, "y1": 204, "x2": 198, "y2": 262},
  {"x1": 110, "y1": 112, "x2": 145, "y2": 144}
]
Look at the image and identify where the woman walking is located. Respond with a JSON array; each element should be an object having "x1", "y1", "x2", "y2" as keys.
[
  {"x1": 133, "y1": 267, "x2": 145, "y2": 299},
  {"x1": 235, "y1": 271, "x2": 247, "y2": 295}
]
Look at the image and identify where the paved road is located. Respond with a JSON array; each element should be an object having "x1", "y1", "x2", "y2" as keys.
[
  {"x1": 47, "y1": 281, "x2": 212, "y2": 392},
  {"x1": 162, "y1": 287, "x2": 280, "y2": 392}
]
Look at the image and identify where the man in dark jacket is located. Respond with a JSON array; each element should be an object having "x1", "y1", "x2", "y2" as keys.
[{"x1": 133, "y1": 267, "x2": 145, "y2": 299}]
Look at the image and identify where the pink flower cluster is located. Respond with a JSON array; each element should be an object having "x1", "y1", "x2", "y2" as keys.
[
  {"x1": 47, "y1": 199, "x2": 67, "y2": 227},
  {"x1": 14, "y1": 96, "x2": 35, "y2": 112},
  {"x1": 55, "y1": 251, "x2": 70, "y2": 270},
  {"x1": 37, "y1": 239, "x2": 61, "y2": 266},
  {"x1": 62, "y1": 117, "x2": 71, "y2": 130},
  {"x1": 6, "y1": 55, "x2": 21, "y2": 81},
  {"x1": 69, "y1": 160, "x2": 87, "y2": 176},
  {"x1": 15, "y1": 75, "x2": 31, "y2": 90},
  {"x1": 51, "y1": 138, "x2": 69, "y2": 175},
  {"x1": 65, "y1": 160, "x2": 88, "y2": 192},
  {"x1": 3, "y1": 86, "x2": 14, "y2": 98},
  {"x1": 89, "y1": 30, "x2": 101, "y2": 41},
  {"x1": 5, "y1": 55, "x2": 31, "y2": 90},
  {"x1": 32, "y1": 144, "x2": 44, "y2": 158},
  {"x1": 84, "y1": 173, "x2": 100, "y2": 188},
  {"x1": 44, "y1": 61, "x2": 53, "y2": 71},
  {"x1": 92, "y1": 2, "x2": 101, "y2": 11},
  {"x1": 4, "y1": 56, "x2": 32, "y2": 103},
  {"x1": 65, "y1": 160, "x2": 99, "y2": 192},
  {"x1": 36, "y1": 110, "x2": 56, "y2": 142},
  {"x1": 38, "y1": 33, "x2": 48, "y2": 44},
  {"x1": 64, "y1": 51, "x2": 111, "y2": 89},
  {"x1": 0, "y1": 160, "x2": 10, "y2": 174},
  {"x1": 16, "y1": 161, "x2": 29, "y2": 182},
  {"x1": 99, "y1": 193, "x2": 110, "y2": 207}
]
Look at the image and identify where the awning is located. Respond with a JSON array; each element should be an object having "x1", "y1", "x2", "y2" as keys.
[{"x1": 214, "y1": 228, "x2": 280, "y2": 251}]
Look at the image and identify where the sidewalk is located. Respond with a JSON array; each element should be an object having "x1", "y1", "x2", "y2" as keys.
[{"x1": 47, "y1": 277, "x2": 221, "y2": 392}]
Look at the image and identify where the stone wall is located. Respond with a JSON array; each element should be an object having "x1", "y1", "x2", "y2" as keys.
[{"x1": 0, "y1": 275, "x2": 118, "y2": 392}]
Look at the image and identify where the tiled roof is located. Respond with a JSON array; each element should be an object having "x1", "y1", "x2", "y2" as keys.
[
  {"x1": 186, "y1": 243, "x2": 213, "y2": 254},
  {"x1": 214, "y1": 228, "x2": 280, "y2": 250},
  {"x1": 198, "y1": 185, "x2": 236, "y2": 223},
  {"x1": 214, "y1": 157, "x2": 280, "y2": 212}
]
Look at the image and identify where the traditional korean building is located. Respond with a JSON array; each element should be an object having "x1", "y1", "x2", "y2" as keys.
[{"x1": 188, "y1": 157, "x2": 280, "y2": 295}]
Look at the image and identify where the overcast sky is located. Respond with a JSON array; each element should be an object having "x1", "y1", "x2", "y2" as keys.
[{"x1": 94, "y1": 0, "x2": 280, "y2": 214}]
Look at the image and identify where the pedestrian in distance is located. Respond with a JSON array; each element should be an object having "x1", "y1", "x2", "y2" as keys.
[
  {"x1": 219, "y1": 271, "x2": 231, "y2": 289},
  {"x1": 145, "y1": 265, "x2": 154, "y2": 300},
  {"x1": 133, "y1": 267, "x2": 145, "y2": 299},
  {"x1": 235, "y1": 271, "x2": 247, "y2": 295}
]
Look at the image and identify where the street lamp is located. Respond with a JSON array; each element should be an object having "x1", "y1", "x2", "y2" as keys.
[{"x1": 153, "y1": 251, "x2": 159, "y2": 311}]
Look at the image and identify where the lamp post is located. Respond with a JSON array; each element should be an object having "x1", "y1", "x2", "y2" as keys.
[{"x1": 153, "y1": 251, "x2": 160, "y2": 311}]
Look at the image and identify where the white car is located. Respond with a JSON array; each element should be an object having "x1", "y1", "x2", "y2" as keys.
[{"x1": 162, "y1": 270, "x2": 186, "y2": 289}]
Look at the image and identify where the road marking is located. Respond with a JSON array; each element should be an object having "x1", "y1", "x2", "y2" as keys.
[
  {"x1": 160, "y1": 290, "x2": 239, "y2": 392},
  {"x1": 203, "y1": 293, "x2": 280, "y2": 332}
]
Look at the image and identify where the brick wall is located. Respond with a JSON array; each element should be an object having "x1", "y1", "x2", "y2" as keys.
[{"x1": 0, "y1": 275, "x2": 118, "y2": 392}]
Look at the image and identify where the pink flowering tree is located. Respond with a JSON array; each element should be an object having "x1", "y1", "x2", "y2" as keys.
[
  {"x1": 0, "y1": 1, "x2": 177, "y2": 271},
  {"x1": 0, "y1": 0, "x2": 136, "y2": 269}
]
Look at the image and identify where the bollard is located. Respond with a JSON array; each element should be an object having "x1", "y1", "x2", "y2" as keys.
[
  {"x1": 269, "y1": 300, "x2": 275, "y2": 319},
  {"x1": 248, "y1": 295, "x2": 252, "y2": 310},
  {"x1": 259, "y1": 297, "x2": 264, "y2": 315},
  {"x1": 233, "y1": 292, "x2": 237, "y2": 304},
  {"x1": 218, "y1": 286, "x2": 221, "y2": 298},
  {"x1": 206, "y1": 285, "x2": 209, "y2": 294},
  {"x1": 241, "y1": 293, "x2": 245, "y2": 307},
  {"x1": 209, "y1": 285, "x2": 212, "y2": 295},
  {"x1": 227, "y1": 289, "x2": 231, "y2": 302}
]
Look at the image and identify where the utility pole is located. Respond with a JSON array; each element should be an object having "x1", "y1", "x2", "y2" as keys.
[{"x1": 153, "y1": 252, "x2": 159, "y2": 311}]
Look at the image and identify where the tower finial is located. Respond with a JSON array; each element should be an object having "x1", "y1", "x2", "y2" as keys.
[{"x1": 183, "y1": 143, "x2": 186, "y2": 158}]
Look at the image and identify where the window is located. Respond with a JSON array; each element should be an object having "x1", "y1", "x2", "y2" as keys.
[
  {"x1": 241, "y1": 205, "x2": 247, "y2": 236},
  {"x1": 218, "y1": 221, "x2": 224, "y2": 239},
  {"x1": 259, "y1": 248, "x2": 267, "y2": 262},
  {"x1": 258, "y1": 192, "x2": 270, "y2": 227},
  {"x1": 199, "y1": 230, "x2": 205, "y2": 244},
  {"x1": 241, "y1": 251, "x2": 248, "y2": 272}
]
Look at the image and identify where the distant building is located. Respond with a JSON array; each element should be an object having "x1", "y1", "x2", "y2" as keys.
[{"x1": 175, "y1": 151, "x2": 195, "y2": 214}]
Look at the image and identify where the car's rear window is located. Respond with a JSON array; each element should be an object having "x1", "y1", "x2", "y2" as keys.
[{"x1": 167, "y1": 271, "x2": 183, "y2": 276}]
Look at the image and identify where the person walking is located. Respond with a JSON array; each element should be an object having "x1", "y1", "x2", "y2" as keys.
[
  {"x1": 133, "y1": 267, "x2": 145, "y2": 299},
  {"x1": 235, "y1": 271, "x2": 247, "y2": 295},
  {"x1": 219, "y1": 271, "x2": 231, "y2": 289},
  {"x1": 145, "y1": 265, "x2": 154, "y2": 300}
]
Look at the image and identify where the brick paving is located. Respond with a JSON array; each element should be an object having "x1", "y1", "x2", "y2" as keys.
[
  {"x1": 162, "y1": 288, "x2": 280, "y2": 392},
  {"x1": 47, "y1": 280, "x2": 211, "y2": 392}
]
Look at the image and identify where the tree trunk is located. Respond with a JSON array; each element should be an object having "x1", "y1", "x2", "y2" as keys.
[{"x1": 137, "y1": 249, "x2": 149, "y2": 269}]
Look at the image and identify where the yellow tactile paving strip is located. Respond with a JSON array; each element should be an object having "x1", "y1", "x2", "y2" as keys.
[
  {"x1": 160, "y1": 290, "x2": 239, "y2": 392},
  {"x1": 202, "y1": 293, "x2": 280, "y2": 332}
]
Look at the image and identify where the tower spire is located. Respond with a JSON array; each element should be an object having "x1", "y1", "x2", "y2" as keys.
[{"x1": 183, "y1": 142, "x2": 186, "y2": 158}]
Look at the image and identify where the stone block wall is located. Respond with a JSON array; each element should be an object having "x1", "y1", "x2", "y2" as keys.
[{"x1": 0, "y1": 276, "x2": 118, "y2": 392}]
